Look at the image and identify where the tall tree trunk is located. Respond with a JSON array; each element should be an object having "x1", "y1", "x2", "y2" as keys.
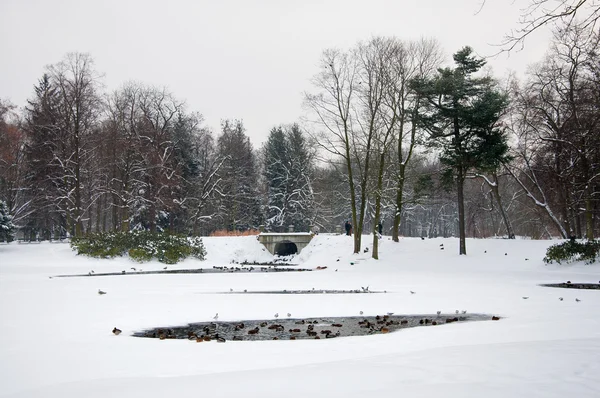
[
  {"x1": 490, "y1": 173, "x2": 514, "y2": 238},
  {"x1": 372, "y1": 152, "x2": 386, "y2": 259},
  {"x1": 457, "y1": 168, "x2": 467, "y2": 255}
]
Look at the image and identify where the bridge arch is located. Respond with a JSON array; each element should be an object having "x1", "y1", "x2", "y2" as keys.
[
  {"x1": 274, "y1": 240, "x2": 298, "y2": 256},
  {"x1": 258, "y1": 232, "x2": 313, "y2": 255}
]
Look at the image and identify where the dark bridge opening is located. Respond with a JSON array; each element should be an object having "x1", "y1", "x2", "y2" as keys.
[{"x1": 274, "y1": 241, "x2": 298, "y2": 256}]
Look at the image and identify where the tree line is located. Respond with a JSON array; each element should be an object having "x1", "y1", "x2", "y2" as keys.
[{"x1": 1, "y1": 20, "x2": 599, "y2": 256}]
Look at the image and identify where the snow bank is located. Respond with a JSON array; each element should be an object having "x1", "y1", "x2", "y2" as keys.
[{"x1": 1, "y1": 235, "x2": 599, "y2": 397}]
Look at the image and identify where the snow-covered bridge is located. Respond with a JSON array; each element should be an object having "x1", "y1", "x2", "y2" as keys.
[{"x1": 258, "y1": 232, "x2": 314, "y2": 256}]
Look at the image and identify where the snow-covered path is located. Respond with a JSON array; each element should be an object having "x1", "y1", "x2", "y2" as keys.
[{"x1": 1, "y1": 235, "x2": 599, "y2": 397}]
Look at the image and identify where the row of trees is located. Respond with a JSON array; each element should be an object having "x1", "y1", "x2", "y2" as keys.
[
  {"x1": 304, "y1": 19, "x2": 599, "y2": 256},
  {"x1": 0, "y1": 54, "x2": 314, "y2": 239},
  {"x1": 1, "y1": 18, "x2": 599, "y2": 256}
]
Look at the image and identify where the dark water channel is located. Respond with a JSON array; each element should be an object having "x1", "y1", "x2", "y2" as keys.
[
  {"x1": 54, "y1": 265, "x2": 312, "y2": 278},
  {"x1": 133, "y1": 313, "x2": 498, "y2": 342}
]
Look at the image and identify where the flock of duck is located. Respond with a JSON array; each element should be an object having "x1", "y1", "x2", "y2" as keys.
[{"x1": 129, "y1": 311, "x2": 499, "y2": 342}]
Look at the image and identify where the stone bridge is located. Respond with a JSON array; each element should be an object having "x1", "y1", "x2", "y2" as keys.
[{"x1": 258, "y1": 232, "x2": 314, "y2": 256}]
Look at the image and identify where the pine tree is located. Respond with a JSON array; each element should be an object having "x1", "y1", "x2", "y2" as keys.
[
  {"x1": 217, "y1": 120, "x2": 262, "y2": 231},
  {"x1": 413, "y1": 47, "x2": 510, "y2": 254},
  {"x1": 23, "y1": 74, "x2": 65, "y2": 237},
  {"x1": 0, "y1": 200, "x2": 15, "y2": 242},
  {"x1": 263, "y1": 124, "x2": 314, "y2": 232}
]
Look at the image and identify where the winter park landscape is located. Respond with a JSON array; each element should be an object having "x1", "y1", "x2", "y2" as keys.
[
  {"x1": 1, "y1": 234, "x2": 600, "y2": 397},
  {"x1": 2, "y1": 1, "x2": 600, "y2": 397}
]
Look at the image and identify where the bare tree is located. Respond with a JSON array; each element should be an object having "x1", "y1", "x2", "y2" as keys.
[
  {"x1": 46, "y1": 53, "x2": 103, "y2": 236},
  {"x1": 505, "y1": 22, "x2": 600, "y2": 238},
  {"x1": 390, "y1": 37, "x2": 444, "y2": 243},
  {"x1": 491, "y1": 0, "x2": 600, "y2": 51},
  {"x1": 305, "y1": 48, "x2": 365, "y2": 253}
]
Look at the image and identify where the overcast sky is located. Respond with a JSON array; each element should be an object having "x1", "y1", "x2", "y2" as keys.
[{"x1": 1, "y1": 0, "x2": 552, "y2": 145}]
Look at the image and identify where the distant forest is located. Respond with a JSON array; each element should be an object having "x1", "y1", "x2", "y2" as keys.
[{"x1": 1, "y1": 20, "x2": 598, "y2": 250}]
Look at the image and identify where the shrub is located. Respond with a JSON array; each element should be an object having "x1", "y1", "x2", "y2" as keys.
[
  {"x1": 71, "y1": 231, "x2": 206, "y2": 264},
  {"x1": 543, "y1": 238, "x2": 600, "y2": 265}
]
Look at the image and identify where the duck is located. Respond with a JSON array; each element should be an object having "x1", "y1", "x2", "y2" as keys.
[
  {"x1": 98, "y1": 289, "x2": 107, "y2": 295},
  {"x1": 492, "y1": 316, "x2": 500, "y2": 321},
  {"x1": 112, "y1": 327, "x2": 122, "y2": 335},
  {"x1": 235, "y1": 323, "x2": 245, "y2": 330}
]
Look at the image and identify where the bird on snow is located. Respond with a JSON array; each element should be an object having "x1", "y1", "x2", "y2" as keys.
[
  {"x1": 230, "y1": 288, "x2": 233, "y2": 292},
  {"x1": 436, "y1": 311, "x2": 441, "y2": 315},
  {"x1": 575, "y1": 298, "x2": 581, "y2": 302},
  {"x1": 274, "y1": 312, "x2": 279, "y2": 319},
  {"x1": 522, "y1": 296, "x2": 529, "y2": 299},
  {"x1": 213, "y1": 313, "x2": 219, "y2": 321},
  {"x1": 112, "y1": 327, "x2": 122, "y2": 335},
  {"x1": 163, "y1": 266, "x2": 167, "y2": 270},
  {"x1": 90, "y1": 270, "x2": 95, "y2": 274},
  {"x1": 98, "y1": 289, "x2": 107, "y2": 295},
  {"x1": 559, "y1": 297, "x2": 564, "y2": 301},
  {"x1": 462, "y1": 310, "x2": 467, "y2": 314},
  {"x1": 130, "y1": 267, "x2": 136, "y2": 271},
  {"x1": 410, "y1": 291, "x2": 416, "y2": 294},
  {"x1": 360, "y1": 310, "x2": 364, "y2": 315},
  {"x1": 287, "y1": 313, "x2": 291, "y2": 318},
  {"x1": 455, "y1": 310, "x2": 459, "y2": 314}
]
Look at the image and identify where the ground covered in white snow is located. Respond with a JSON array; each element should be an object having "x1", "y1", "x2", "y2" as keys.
[{"x1": 1, "y1": 235, "x2": 599, "y2": 397}]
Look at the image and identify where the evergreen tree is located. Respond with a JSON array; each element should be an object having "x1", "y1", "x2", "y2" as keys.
[
  {"x1": 412, "y1": 47, "x2": 510, "y2": 254},
  {"x1": 263, "y1": 126, "x2": 288, "y2": 231},
  {"x1": 216, "y1": 120, "x2": 262, "y2": 231},
  {"x1": 0, "y1": 200, "x2": 15, "y2": 242},
  {"x1": 263, "y1": 124, "x2": 314, "y2": 232},
  {"x1": 23, "y1": 74, "x2": 65, "y2": 237}
]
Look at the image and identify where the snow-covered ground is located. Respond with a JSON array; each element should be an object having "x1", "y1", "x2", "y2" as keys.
[{"x1": 1, "y1": 235, "x2": 599, "y2": 397}]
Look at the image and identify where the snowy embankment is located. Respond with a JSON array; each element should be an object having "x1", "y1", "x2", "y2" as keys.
[{"x1": 1, "y1": 235, "x2": 599, "y2": 398}]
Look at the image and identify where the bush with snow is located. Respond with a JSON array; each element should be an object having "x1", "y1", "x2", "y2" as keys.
[
  {"x1": 71, "y1": 231, "x2": 206, "y2": 264},
  {"x1": 543, "y1": 238, "x2": 600, "y2": 265}
]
